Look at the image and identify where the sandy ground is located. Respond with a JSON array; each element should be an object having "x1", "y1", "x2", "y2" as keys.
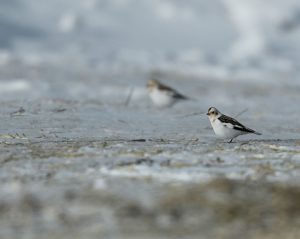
[{"x1": 0, "y1": 62, "x2": 300, "y2": 239}]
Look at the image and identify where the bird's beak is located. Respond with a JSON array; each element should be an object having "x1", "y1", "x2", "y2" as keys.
[{"x1": 206, "y1": 113, "x2": 210, "y2": 116}]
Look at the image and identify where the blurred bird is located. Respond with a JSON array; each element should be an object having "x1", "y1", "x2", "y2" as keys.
[
  {"x1": 146, "y1": 79, "x2": 188, "y2": 108},
  {"x1": 207, "y1": 107, "x2": 261, "y2": 143}
]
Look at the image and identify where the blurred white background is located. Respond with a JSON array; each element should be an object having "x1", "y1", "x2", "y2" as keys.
[{"x1": 1, "y1": 0, "x2": 300, "y2": 75}]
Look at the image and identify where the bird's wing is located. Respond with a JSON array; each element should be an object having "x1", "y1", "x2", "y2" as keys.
[
  {"x1": 158, "y1": 83, "x2": 188, "y2": 100},
  {"x1": 218, "y1": 114, "x2": 256, "y2": 134}
]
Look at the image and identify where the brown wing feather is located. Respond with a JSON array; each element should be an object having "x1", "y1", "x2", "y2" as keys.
[{"x1": 157, "y1": 83, "x2": 188, "y2": 100}]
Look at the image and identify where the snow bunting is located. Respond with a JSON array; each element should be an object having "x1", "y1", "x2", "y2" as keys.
[
  {"x1": 207, "y1": 107, "x2": 261, "y2": 143},
  {"x1": 146, "y1": 79, "x2": 188, "y2": 108}
]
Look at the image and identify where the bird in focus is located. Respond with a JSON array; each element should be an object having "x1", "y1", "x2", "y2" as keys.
[{"x1": 207, "y1": 107, "x2": 261, "y2": 143}]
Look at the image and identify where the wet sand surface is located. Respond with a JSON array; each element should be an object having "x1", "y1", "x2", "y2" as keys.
[{"x1": 0, "y1": 63, "x2": 300, "y2": 239}]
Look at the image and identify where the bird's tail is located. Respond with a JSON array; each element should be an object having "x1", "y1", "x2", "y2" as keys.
[{"x1": 174, "y1": 93, "x2": 189, "y2": 100}]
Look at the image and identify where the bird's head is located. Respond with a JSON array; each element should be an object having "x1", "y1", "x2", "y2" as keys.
[
  {"x1": 146, "y1": 79, "x2": 160, "y2": 91},
  {"x1": 207, "y1": 107, "x2": 220, "y2": 118}
]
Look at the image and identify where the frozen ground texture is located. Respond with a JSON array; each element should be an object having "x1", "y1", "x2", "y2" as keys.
[
  {"x1": 0, "y1": 62, "x2": 299, "y2": 239},
  {"x1": 1, "y1": 0, "x2": 300, "y2": 238}
]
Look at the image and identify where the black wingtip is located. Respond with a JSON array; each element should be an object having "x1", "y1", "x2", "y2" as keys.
[{"x1": 174, "y1": 94, "x2": 189, "y2": 100}]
